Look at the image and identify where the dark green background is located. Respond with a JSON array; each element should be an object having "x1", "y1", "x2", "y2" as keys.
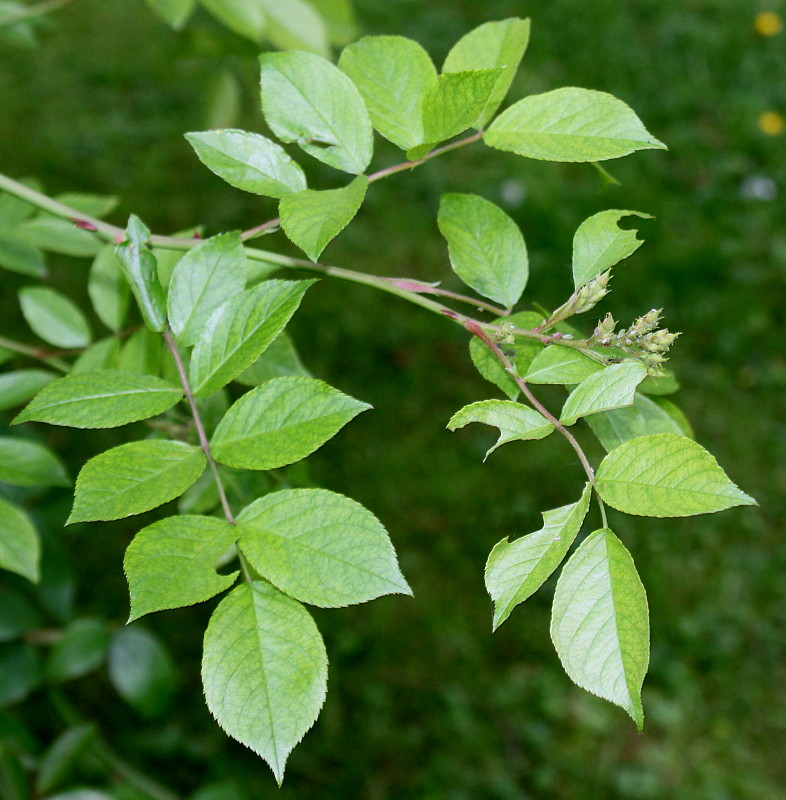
[{"x1": 1, "y1": 1, "x2": 784, "y2": 798}]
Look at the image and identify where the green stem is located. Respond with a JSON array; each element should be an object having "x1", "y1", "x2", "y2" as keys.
[{"x1": 0, "y1": 334, "x2": 70, "y2": 371}]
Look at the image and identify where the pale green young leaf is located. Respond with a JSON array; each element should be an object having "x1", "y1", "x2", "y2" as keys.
[
  {"x1": 447, "y1": 399, "x2": 554, "y2": 460},
  {"x1": 68, "y1": 441, "x2": 205, "y2": 523},
  {"x1": 54, "y1": 193, "x2": 119, "y2": 218},
  {"x1": 572, "y1": 210, "x2": 651, "y2": 288},
  {"x1": 236, "y1": 331, "x2": 310, "y2": 386},
  {"x1": 260, "y1": 51, "x2": 374, "y2": 174},
  {"x1": 71, "y1": 338, "x2": 120, "y2": 373},
  {"x1": 125, "y1": 515, "x2": 238, "y2": 621},
  {"x1": 258, "y1": 0, "x2": 329, "y2": 57},
  {"x1": 443, "y1": 18, "x2": 531, "y2": 128},
  {"x1": 0, "y1": 437, "x2": 69, "y2": 487},
  {"x1": 88, "y1": 246, "x2": 129, "y2": 332},
  {"x1": 185, "y1": 130, "x2": 307, "y2": 198},
  {"x1": 279, "y1": 176, "x2": 368, "y2": 261},
  {"x1": 486, "y1": 484, "x2": 591, "y2": 630},
  {"x1": 115, "y1": 216, "x2": 167, "y2": 333},
  {"x1": 189, "y1": 279, "x2": 315, "y2": 398},
  {"x1": 0, "y1": 497, "x2": 39, "y2": 583},
  {"x1": 485, "y1": 87, "x2": 666, "y2": 162},
  {"x1": 19, "y1": 287, "x2": 91, "y2": 349},
  {"x1": 596, "y1": 433, "x2": 756, "y2": 517},
  {"x1": 586, "y1": 393, "x2": 687, "y2": 452},
  {"x1": 338, "y1": 35, "x2": 437, "y2": 151},
  {"x1": 17, "y1": 217, "x2": 102, "y2": 258},
  {"x1": 118, "y1": 328, "x2": 162, "y2": 376},
  {"x1": 525, "y1": 346, "x2": 603, "y2": 384},
  {"x1": 560, "y1": 362, "x2": 648, "y2": 426},
  {"x1": 167, "y1": 233, "x2": 247, "y2": 347},
  {"x1": 409, "y1": 68, "x2": 503, "y2": 160},
  {"x1": 15, "y1": 370, "x2": 182, "y2": 428},
  {"x1": 199, "y1": 0, "x2": 266, "y2": 41},
  {"x1": 437, "y1": 193, "x2": 528, "y2": 308},
  {"x1": 309, "y1": 0, "x2": 356, "y2": 45},
  {"x1": 551, "y1": 527, "x2": 649, "y2": 729},
  {"x1": 202, "y1": 581, "x2": 328, "y2": 784},
  {"x1": 238, "y1": 489, "x2": 411, "y2": 607},
  {"x1": 468, "y1": 310, "x2": 544, "y2": 399},
  {"x1": 212, "y1": 375, "x2": 370, "y2": 470},
  {"x1": 143, "y1": 0, "x2": 195, "y2": 28},
  {"x1": 0, "y1": 369, "x2": 56, "y2": 412},
  {"x1": 0, "y1": 231, "x2": 46, "y2": 277}
]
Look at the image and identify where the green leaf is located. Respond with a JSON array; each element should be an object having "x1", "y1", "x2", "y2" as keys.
[
  {"x1": 45, "y1": 618, "x2": 109, "y2": 683},
  {"x1": 437, "y1": 193, "x2": 528, "y2": 308},
  {"x1": 338, "y1": 35, "x2": 437, "y2": 151},
  {"x1": 0, "y1": 184, "x2": 36, "y2": 227},
  {"x1": 189, "y1": 279, "x2": 314, "y2": 398},
  {"x1": 560, "y1": 362, "x2": 648, "y2": 426},
  {"x1": 447, "y1": 399, "x2": 554, "y2": 460},
  {"x1": 202, "y1": 581, "x2": 327, "y2": 783},
  {"x1": 0, "y1": 437, "x2": 69, "y2": 487},
  {"x1": 0, "y1": 369, "x2": 56, "y2": 412},
  {"x1": 279, "y1": 176, "x2": 368, "y2": 261},
  {"x1": 409, "y1": 68, "x2": 503, "y2": 159},
  {"x1": 486, "y1": 484, "x2": 591, "y2": 629},
  {"x1": 17, "y1": 217, "x2": 102, "y2": 258},
  {"x1": 118, "y1": 328, "x2": 162, "y2": 376},
  {"x1": 639, "y1": 371, "x2": 680, "y2": 396},
  {"x1": 212, "y1": 376, "x2": 370, "y2": 470},
  {"x1": 71, "y1": 338, "x2": 120, "y2": 373},
  {"x1": 468, "y1": 310, "x2": 544, "y2": 399},
  {"x1": 0, "y1": 498, "x2": 39, "y2": 583},
  {"x1": 167, "y1": 233, "x2": 247, "y2": 347},
  {"x1": 586, "y1": 393, "x2": 687, "y2": 452},
  {"x1": 0, "y1": 231, "x2": 45, "y2": 277},
  {"x1": 68, "y1": 440, "x2": 205, "y2": 523},
  {"x1": 185, "y1": 130, "x2": 307, "y2": 198},
  {"x1": 484, "y1": 87, "x2": 667, "y2": 162},
  {"x1": 35, "y1": 723, "x2": 96, "y2": 797},
  {"x1": 572, "y1": 210, "x2": 651, "y2": 288},
  {"x1": 260, "y1": 51, "x2": 374, "y2": 174},
  {"x1": 258, "y1": 0, "x2": 329, "y2": 57},
  {"x1": 596, "y1": 433, "x2": 756, "y2": 517},
  {"x1": 143, "y1": 0, "x2": 195, "y2": 28},
  {"x1": 236, "y1": 331, "x2": 310, "y2": 386},
  {"x1": 308, "y1": 0, "x2": 356, "y2": 45},
  {"x1": 550, "y1": 527, "x2": 649, "y2": 729},
  {"x1": 125, "y1": 515, "x2": 239, "y2": 621},
  {"x1": 0, "y1": 742, "x2": 28, "y2": 800},
  {"x1": 651, "y1": 396, "x2": 693, "y2": 438},
  {"x1": 15, "y1": 370, "x2": 183, "y2": 428},
  {"x1": 237, "y1": 489, "x2": 411, "y2": 607},
  {"x1": 114, "y1": 216, "x2": 167, "y2": 333},
  {"x1": 88, "y1": 246, "x2": 129, "y2": 332},
  {"x1": 525, "y1": 346, "x2": 603, "y2": 384},
  {"x1": 199, "y1": 0, "x2": 266, "y2": 41},
  {"x1": 53, "y1": 193, "x2": 119, "y2": 218},
  {"x1": 0, "y1": 644, "x2": 41, "y2": 707},
  {"x1": 108, "y1": 627, "x2": 177, "y2": 717},
  {"x1": 443, "y1": 18, "x2": 531, "y2": 128},
  {"x1": 18, "y1": 287, "x2": 91, "y2": 349}
]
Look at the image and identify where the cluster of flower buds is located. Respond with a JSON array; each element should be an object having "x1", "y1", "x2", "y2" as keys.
[
  {"x1": 545, "y1": 270, "x2": 612, "y2": 327},
  {"x1": 591, "y1": 309, "x2": 680, "y2": 373}
]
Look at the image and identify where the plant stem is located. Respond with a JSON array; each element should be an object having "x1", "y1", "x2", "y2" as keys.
[{"x1": 0, "y1": 334, "x2": 70, "y2": 371}]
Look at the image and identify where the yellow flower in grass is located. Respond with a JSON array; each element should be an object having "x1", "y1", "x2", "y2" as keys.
[
  {"x1": 754, "y1": 11, "x2": 783, "y2": 36},
  {"x1": 758, "y1": 111, "x2": 785, "y2": 136}
]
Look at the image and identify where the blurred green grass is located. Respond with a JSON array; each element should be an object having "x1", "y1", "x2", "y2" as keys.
[{"x1": 1, "y1": 0, "x2": 784, "y2": 797}]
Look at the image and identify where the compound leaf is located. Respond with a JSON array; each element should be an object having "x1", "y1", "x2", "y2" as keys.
[
  {"x1": 443, "y1": 17, "x2": 531, "y2": 128},
  {"x1": 18, "y1": 287, "x2": 91, "y2": 349},
  {"x1": 15, "y1": 370, "x2": 182, "y2": 428},
  {"x1": 447, "y1": 399, "x2": 553, "y2": 460},
  {"x1": 185, "y1": 130, "x2": 307, "y2": 198},
  {"x1": 560, "y1": 362, "x2": 648, "y2": 426},
  {"x1": 279, "y1": 176, "x2": 368, "y2": 261},
  {"x1": 260, "y1": 50, "x2": 373, "y2": 174},
  {"x1": 68, "y1": 441, "x2": 205, "y2": 523},
  {"x1": 525, "y1": 346, "x2": 603, "y2": 385},
  {"x1": 189, "y1": 279, "x2": 314, "y2": 398},
  {"x1": 237, "y1": 489, "x2": 411, "y2": 607},
  {"x1": 0, "y1": 437, "x2": 69, "y2": 487},
  {"x1": 212, "y1": 375, "x2": 370, "y2": 470},
  {"x1": 486, "y1": 484, "x2": 591, "y2": 629},
  {"x1": 124, "y1": 515, "x2": 239, "y2": 621},
  {"x1": 167, "y1": 232, "x2": 247, "y2": 347},
  {"x1": 202, "y1": 581, "x2": 327, "y2": 784},
  {"x1": 596, "y1": 433, "x2": 756, "y2": 517},
  {"x1": 551, "y1": 527, "x2": 649, "y2": 729},
  {"x1": 573, "y1": 209, "x2": 651, "y2": 288},
  {"x1": 0, "y1": 497, "x2": 39, "y2": 583},
  {"x1": 485, "y1": 87, "x2": 666, "y2": 162},
  {"x1": 438, "y1": 193, "x2": 528, "y2": 308}
]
